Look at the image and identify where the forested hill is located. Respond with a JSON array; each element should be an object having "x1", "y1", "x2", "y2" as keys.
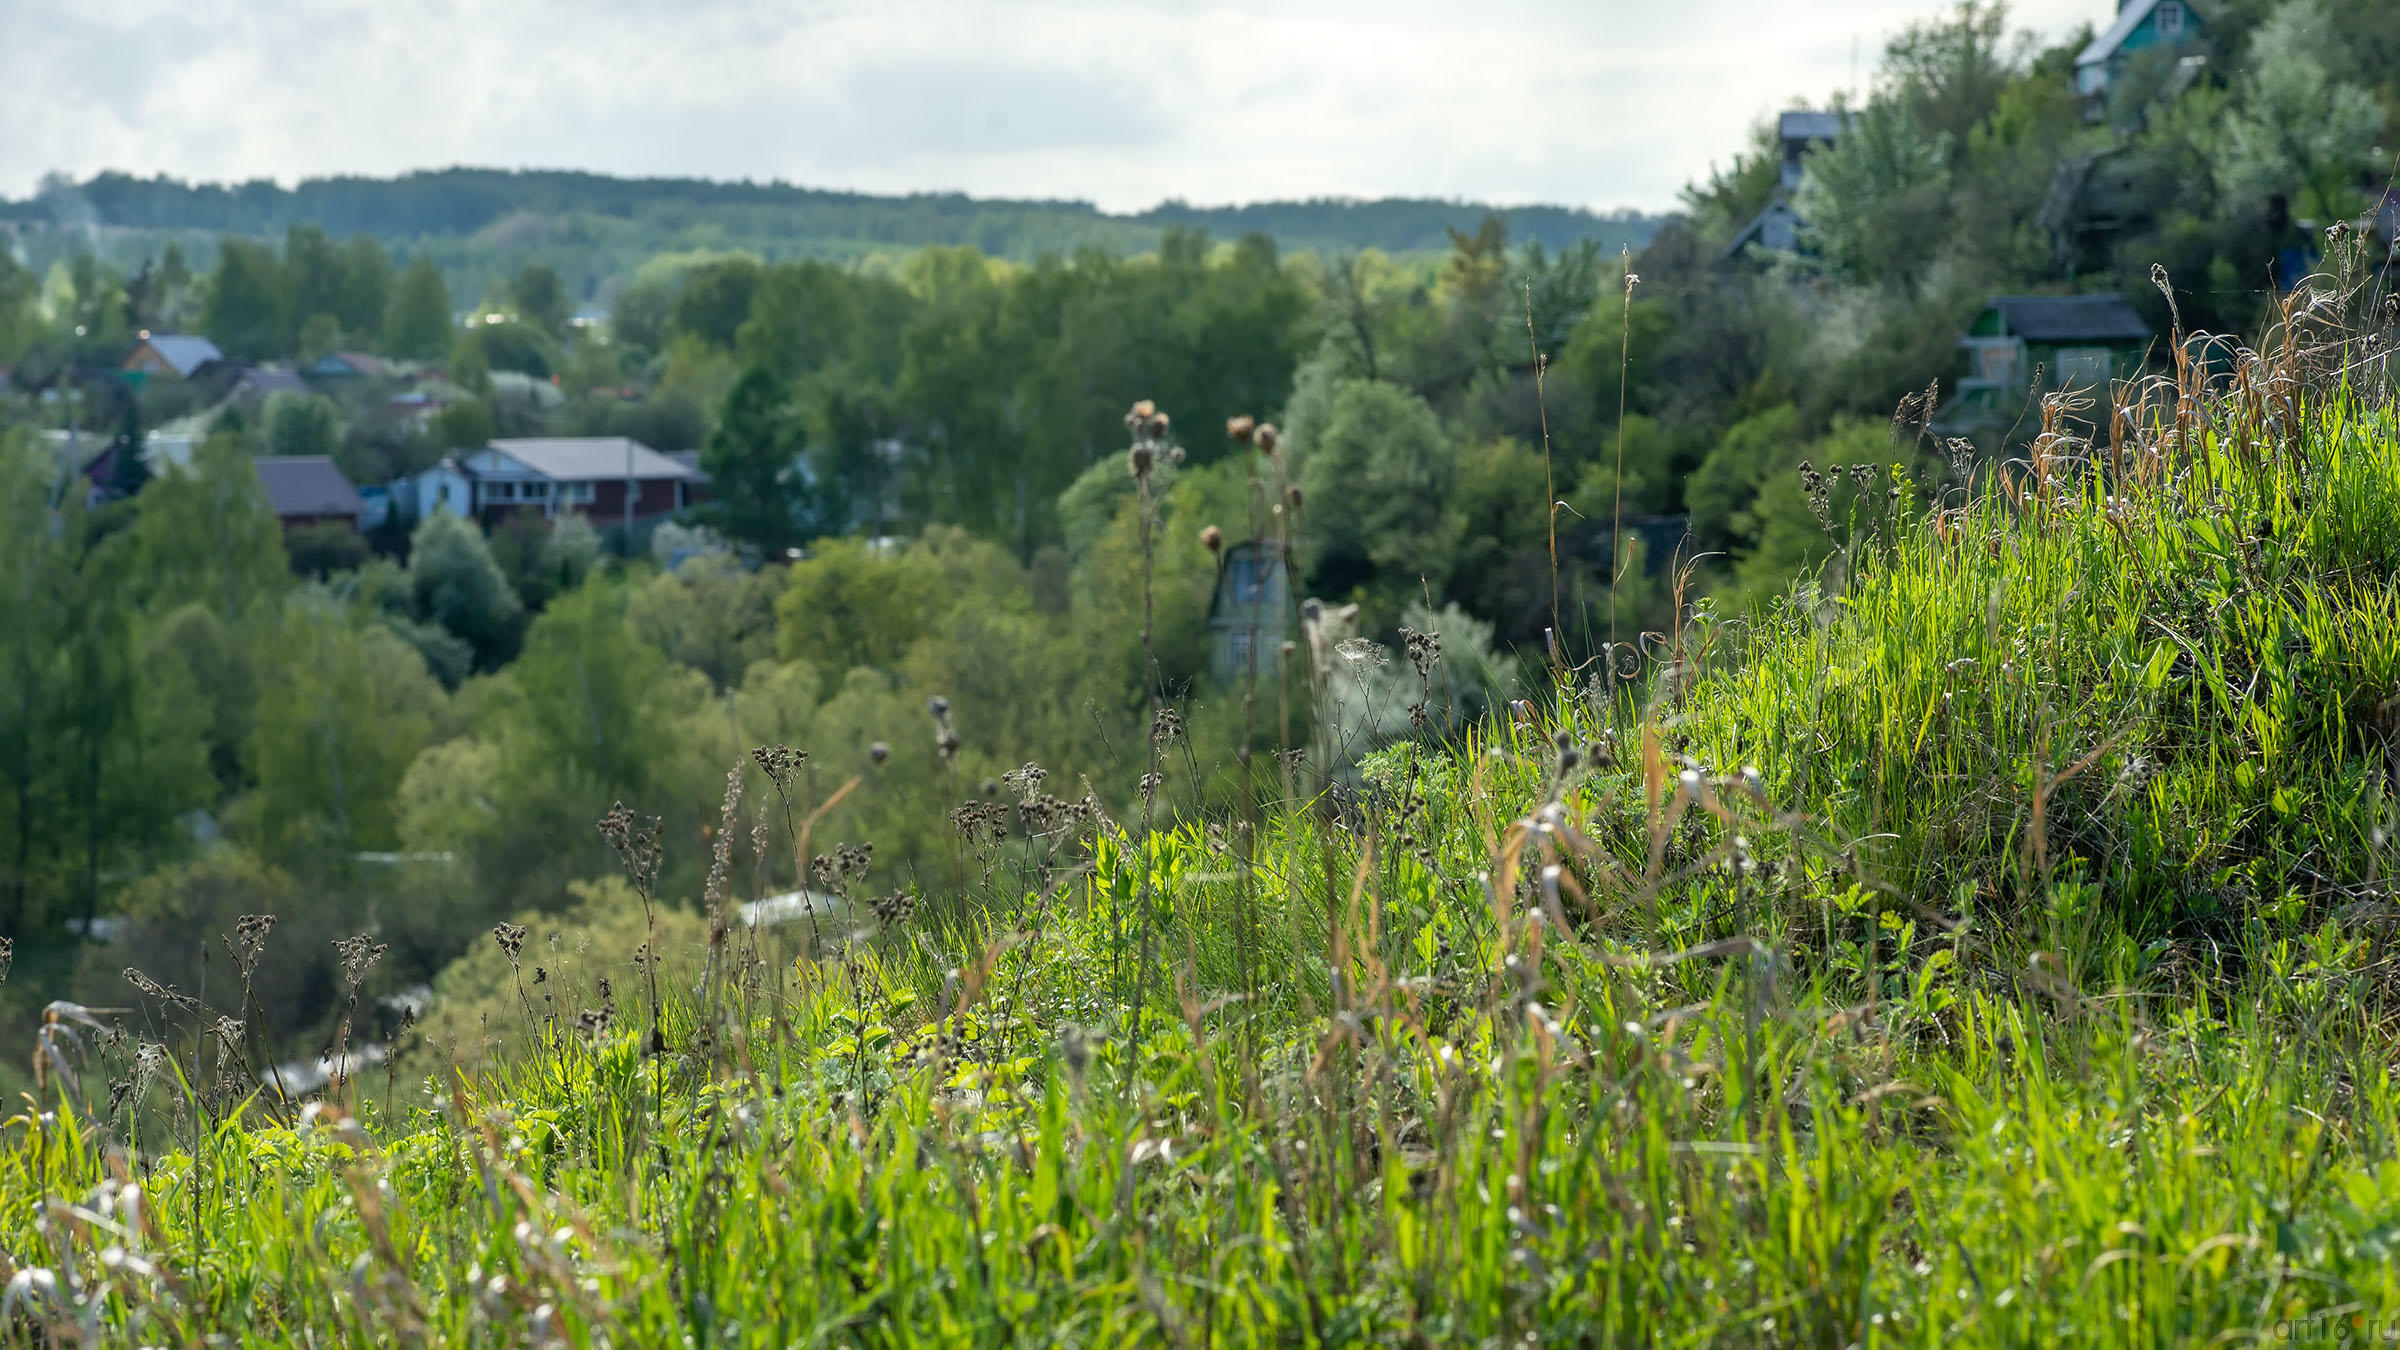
[{"x1": 2, "y1": 167, "x2": 1661, "y2": 269}]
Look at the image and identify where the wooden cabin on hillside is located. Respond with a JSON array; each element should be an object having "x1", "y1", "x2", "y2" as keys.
[
  {"x1": 122, "y1": 333, "x2": 224, "y2": 381},
  {"x1": 1951, "y1": 294, "x2": 2154, "y2": 438},
  {"x1": 1208, "y1": 541, "x2": 1290, "y2": 684},
  {"x1": 2076, "y1": 0, "x2": 2211, "y2": 117}
]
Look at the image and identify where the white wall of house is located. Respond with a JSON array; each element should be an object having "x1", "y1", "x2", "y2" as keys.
[{"x1": 409, "y1": 462, "x2": 477, "y2": 520}]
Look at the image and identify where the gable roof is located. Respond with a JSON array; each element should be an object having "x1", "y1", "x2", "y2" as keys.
[
  {"x1": 234, "y1": 367, "x2": 311, "y2": 398},
  {"x1": 1723, "y1": 198, "x2": 1806, "y2": 259},
  {"x1": 306, "y1": 351, "x2": 392, "y2": 378},
  {"x1": 254, "y1": 456, "x2": 366, "y2": 519},
  {"x1": 1988, "y1": 294, "x2": 2153, "y2": 344},
  {"x1": 2079, "y1": 0, "x2": 2205, "y2": 68},
  {"x1": 487, "y1": 437, "x2": 702, "y2": 483},
  {"x1": 130, "y1": 334, "x2": 225, "y2": 377}
]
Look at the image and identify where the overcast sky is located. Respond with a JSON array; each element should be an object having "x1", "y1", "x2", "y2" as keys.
[{"x1": 1, "y1": 0, "x2": 2103, "y2": 214}]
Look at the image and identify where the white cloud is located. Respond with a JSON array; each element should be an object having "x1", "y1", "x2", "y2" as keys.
[{"x1": 0, "y1": 0, "x2": 2103, "y2": 212}]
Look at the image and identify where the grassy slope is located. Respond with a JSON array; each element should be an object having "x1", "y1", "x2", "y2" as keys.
[{"x1": 7, "y1": 381, "x2": 2400, "y2": 1344}]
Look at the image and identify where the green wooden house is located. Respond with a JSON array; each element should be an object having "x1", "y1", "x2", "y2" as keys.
[
  {"x1": 1952, "y1": 294, "x2": 2154, "y2": 436},
  {"x1": 2076, "y1": 0, "x2": 2210, "y2": 114}
]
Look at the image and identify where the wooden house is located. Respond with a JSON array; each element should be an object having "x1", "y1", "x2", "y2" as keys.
[
  {"x1": 1952, "y1": 294, "x2": 2153, "y2": 435},
  {"x1": 122, "y1": 333, "x2": 224, "y2": 380},
  {"x1": 1207, "y1": 541, "x2": 1291, "y2": 685},
  {"x1": 2076, "y1": 0, "x2": 2209, "y2": 113},
  {"x1": 400, "y1": 437, "x2": 702, "y2": 528},
  {"x1": 1723, "y1": 110, "x2": 1858, "y2": 261}
]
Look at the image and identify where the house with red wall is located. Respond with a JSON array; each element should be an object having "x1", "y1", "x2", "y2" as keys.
[{"x1": 404, "y1": 437, "x2": 703, "y2": 528}]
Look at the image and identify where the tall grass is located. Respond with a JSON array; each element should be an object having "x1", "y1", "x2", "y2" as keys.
[{"x1": 10, "y1": 281, "x2": 2400, "y2": 1344}]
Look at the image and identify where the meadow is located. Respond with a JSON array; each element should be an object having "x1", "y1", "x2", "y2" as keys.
[{"x1": 2, "y1": 281, "x2": 2400, "y2": 1348}]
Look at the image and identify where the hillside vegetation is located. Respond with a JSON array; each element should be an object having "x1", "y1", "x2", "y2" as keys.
[
  {"x1": 8, "y1": 290, "x2": 2400, "y2": 1344},
  {"x1": 0, "y1": 167, "x2": 1662, "y2": 305}
]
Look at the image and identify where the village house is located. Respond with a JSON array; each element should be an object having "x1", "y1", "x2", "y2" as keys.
[
  {"x1": 1722, "y1": 110, "x2": 1857, "y2": 260},
  {"x1": 254, "y1": 456, "x2": 368, "y2": 532},
  {"x1": 228, "y1": 366, "x2": 311, "y2": 405},
  {"x1": 403, "y1": 436, "x2": 703, "y2": 527},
  {"x1": 1207, "y1": 541, "x2": 1291, "y2": 684},
  {"x1": 122, "y1": 333, "x2": 225, "y2": 381},
  {"x1": 2075, "y1": 0, "x2": 2209, "y2": 114},
  {"x1": 1951, "y1": 293, "x2": 2153, "y2": 436}
]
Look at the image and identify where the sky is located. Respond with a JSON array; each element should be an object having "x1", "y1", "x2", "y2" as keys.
[{"x1": 0, "y1": 0, "x2": 2103, "y2": 214}]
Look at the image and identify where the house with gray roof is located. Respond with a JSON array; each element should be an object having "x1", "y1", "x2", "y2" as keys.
[
  {"x1": 1952, "y1": 293, "x2": 2155, "y2": 435},
  {"x1": 402, "y1": 436, "x2": 703, "y2": 527},
  {"x1": 1723, "y1": 109, "x2": 1860, "y2": 261},
  {"x1": 254, "y1": 456, "x2": 367, "y2": 531},
  {"x1": 123, "y1": 333, "x2": 225, "y2": 380}
]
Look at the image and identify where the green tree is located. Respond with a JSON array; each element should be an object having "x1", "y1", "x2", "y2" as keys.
[
  {"x1": 204, "y1": 237, "x2": 287, "y2": 360},
  {"x1": 264, "y1": 391, "x2": 342, "y2": 459},
  {"x1": 107, "y1": 396, "x2": 151, "y2": 500},
  {"x1": 384, "y1": 255, "x2": 454, "y2": 360},
  {"x1": 0, "y1": 250, "x2": 36, "y2": 361},
  {"x1": 1794, "y1": 103, "x2": 1953, "y2": 283},
  {"x1": 247, "y1": 594, "x2": 445, "y2": 857},
  {"x1": 337, "y1": 235, "x2": 394, "y2": 342},
  {"x1": 1296, "y1": 379, "x2": 1460, "y2": 602},
  {"x1": 409, "y1": 511, "x2": 524, "y2": 670},
  {"x1": 283, "y1": 224, "x2": 346, "y2": 355},
  {"x1": 499, "y1": 580, "x2": 676, "y2": 800},
  {"x1": 2218, "y1": 0, "x2": 2384, "y2": 219},
  {"x1": 510, "y1": 264, "x2": 573, "y2": 340},
  {"x1": 298, "y1": 312, "x2": 343, "y2": 364},
  {"x1": 146, "y1": 604, "x2": 257, "y2": 794},
  {"x1": 702, "y1": 365, "x2": 811, "y2": 555},
  {"x1": 431, "y1": 397, "x2": 497, "y2": 451},
  {"x1": 126, "y1": 432, "x2": 288, "y2": 617},
  {"x1": 672, "y1": 256, "x2": 765, "y2": 349}
]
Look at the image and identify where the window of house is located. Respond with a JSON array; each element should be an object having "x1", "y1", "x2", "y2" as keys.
[
  {"x1": 488, "y1": 481, "x2": 516, "y2": 501},
  {"x1": 1227, "y1": 628, "x2": 1251, "y2": 668},
  {"x1": 523, "y1": 481, "x2": 551, "y2": 499},
  {"x1": 1228, "y1": 556, "x2": 1261, "y2": 603},
  {"x1": 2156, "y1": 2, "x2": 2183, "y2": 36},
  {"x1": 563, "y1": 481, "x2": 595, "y2": 503}
]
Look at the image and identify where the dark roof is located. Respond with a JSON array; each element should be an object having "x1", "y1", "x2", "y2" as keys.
[
  {"x1": 254, "y1": 456, "x2": 365, "y2": 519},
  {"x1": 1778, "y1": 111, "x2": 1851, "y2": 143},
  {"x1": 307, "y1": 351, "x2": 392, "y2": 378},
  {"x1": 1989, "y1": 294, "x2": 2153, "y2": 344},
  {"x1": 235, "y1": 367, "x2": 311, "y2": 398}
]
